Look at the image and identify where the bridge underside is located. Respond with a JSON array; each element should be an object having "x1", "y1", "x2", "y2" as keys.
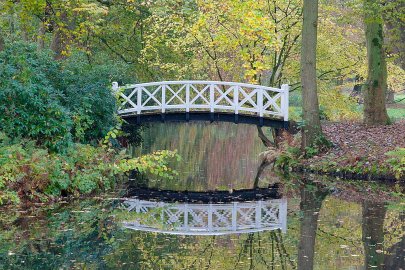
[
  {"x1": 121, "y1": 111, "x2": 289, "y2": 128},
  {"x1": 126, "y1": 185, "x2": 281, "y2": 203}
]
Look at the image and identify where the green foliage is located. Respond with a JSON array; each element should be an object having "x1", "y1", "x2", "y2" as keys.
[
  {"x1": 385, "y1": 148, "x2": 405, "y2": 180},
  {"x1": 60, "y1": 51, "x2": 131, "y2": 143},
  {"x1": 0, "y1": 41, "x2": 72, "y2": 151},
  {"x1": 319, "y1": 86, "x2": 362, "y2": 121},
  {"x1": 304, "y1": 135, "x2": 333, "y2": 158},
  {"x1": 274, "y1": 146, "x2": 300, "y2": 172},
  {"x1": 116, "y1": 150, "x2": 181, "y2": 180},
  {"x1": 387, "y1": 108, "x2": 405, "y2": 122},
  {"x1": 0, "y1": 133, "x2": 180, "y2": 205},
  {"x1": 0, "y1": 41, "x2": 134, "y2": 151}
]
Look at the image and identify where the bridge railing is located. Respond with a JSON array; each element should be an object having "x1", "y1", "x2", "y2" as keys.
[
  {"x1": 113, "y1": 81, "x2": 289, "y2": 121},
  {"x1": 122, "y1": 198, "x2": 287, "y2": 235}
]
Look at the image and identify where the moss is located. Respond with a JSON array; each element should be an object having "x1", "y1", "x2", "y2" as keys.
[{"x1": 372, "y1": 37, "x2": 380, "y2": 47}]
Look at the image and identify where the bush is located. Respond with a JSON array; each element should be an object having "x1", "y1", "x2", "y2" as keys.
[
  {"x1": 59, "y1": 52, "x2": 131, "y2": 143},
  {"x1": 0, "y1": 42, "x2": 72, "y2": 151},
  {"x1": 0, "y1": 41, "x2": 134, "y2": 150}
]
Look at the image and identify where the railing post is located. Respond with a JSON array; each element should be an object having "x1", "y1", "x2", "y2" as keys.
[
  {"x1": 258, "y1": 89, "x2": 264, "y2": 117},
  {"x1": 186, "y1": 84, "x2": 190, "y2": 112},
  {"x1": 210, "y1": 84, "x2": 214, "y2": 112},
  {"x1": 232, "y1": 202, "x2": 237, "y2": 231},
  {"x1": 234, "y1": 86, "x2": 239, "y2": 114},
  {"x1": 162, "y1": 85, "x2": 166, "y2": 113},
  {"x1": 281, "y1": 84, "x2": 289, "y2": 121},
  {"x1": 184, "y1": 204, "x2": 189, "y2": 231},
  {"x1": 137, "y1": 87, "x2": 142, "y2": 114},
  {"x1": 208, "y1": 203, "x2": 213, "y2": 231},
  {"x1": 256, "y1": 200, "x2": 262, "y2": 228},
  {"x1": 279, "y1": 199, "x2": 288, "y2": 233}
]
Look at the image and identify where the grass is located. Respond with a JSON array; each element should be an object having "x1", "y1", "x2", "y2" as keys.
[
  {"x1": 387, "y1": 94, "x2": 405, "y2": 121},
  {"x1": 388, "y1": 108, "x2": 405, "y2": 121},
  {"x1": 288, "y1": 93, "x2": 404, "y2": 122},
  {"x1": 394, "y1": 94, "x2": 405, "y2": 104}
]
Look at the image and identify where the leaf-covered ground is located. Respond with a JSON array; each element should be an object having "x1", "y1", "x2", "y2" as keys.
[{"x1": 301, "y1": 120, "x2": 405, "y2": 180}]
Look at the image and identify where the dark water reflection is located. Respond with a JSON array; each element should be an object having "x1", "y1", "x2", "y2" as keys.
[
  {"x1": 132, "y1": 122, "x2": 270, "y2": 191},
  {"x1": 0, "y1": 122, "x2": 404, "y2": 270}
]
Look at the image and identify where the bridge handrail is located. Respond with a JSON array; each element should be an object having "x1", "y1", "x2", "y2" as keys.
[
  {"x1": 123, "y1": 80, "x2": 285, "y2": 93},
  {"x1": 113, "y1": 80, "x2": 289, "y2": 121}
]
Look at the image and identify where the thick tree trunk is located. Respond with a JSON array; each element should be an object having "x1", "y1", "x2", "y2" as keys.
[
  {"x1": 300, "y1": 0, "x2": 323, "y2": 149},
  {"x1": 297, "y1": 185, "x2": 328, "y2": 270},
  {"x1": 363, "y1": 0, "x2": 390, "y2": 125},
  {"x1": 362, "y1": 201, "x2": 386, "y2": 270}
]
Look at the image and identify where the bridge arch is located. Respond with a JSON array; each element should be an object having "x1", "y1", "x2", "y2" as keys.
[{"x1": 113, "y1": 80, "x2": 289, "y2": 126}]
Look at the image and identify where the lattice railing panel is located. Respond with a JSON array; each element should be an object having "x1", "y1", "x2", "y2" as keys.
[
  {"x1": 114, "y1": 81, "x2": 289, "y2": 121},
  {"x1": 123, "y1": 198, "x2": 287, "y2": 235}
]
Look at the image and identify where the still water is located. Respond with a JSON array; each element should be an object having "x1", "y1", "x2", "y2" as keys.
[{"x1": 0, "y1": 122, "x2": 404, "y2": 270}]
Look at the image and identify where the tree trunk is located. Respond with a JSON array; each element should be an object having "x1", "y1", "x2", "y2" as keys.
[
  {"x1": 0, "y1": 32, "x2": 4, "y2": 52},
  {"x1": 363, "y1": 0, "x2": 390, "y2": 125},
  {"x1": 300, "y1": 0, "x2": 323, "y2": 149},
  {"x1": 51, "y1": 26, "x2": 66, "y2": 60},
  {"x1": 362, "y1": 201, "x2": 386, "y2": 270},
  {"x1": 298, "y1": 185, "x2": 328, "y2": 270},
  {"x1": 51, "y1": 12, "x2": 70, "y2": 60},
  {"x1": 37, "y1": 22, "x2": 46, "y2": 50},
  {"x1": 257, "y1": 126, "x2": 275, "y2": 148}
]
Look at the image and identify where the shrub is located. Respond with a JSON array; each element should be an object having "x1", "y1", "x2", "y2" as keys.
[
  {"x1": 59, "y1": 52, "x2": 132, "y2": 143},
  {"x1": 0, "y1": 41, "x2": 135, "y2": 150},
  {"x1": 0, "y1": 42, "x2": 72, "y2": 151}
]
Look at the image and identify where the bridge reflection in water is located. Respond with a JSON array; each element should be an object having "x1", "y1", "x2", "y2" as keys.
[{"x1": 122, "y1": 198, "x2": 287, "y2": 236}]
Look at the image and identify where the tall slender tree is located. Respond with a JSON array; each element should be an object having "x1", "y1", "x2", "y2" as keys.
[
  {"x1": 0, "y1": 32, "x2": 4, "y2": 51},
  {"x1": 363, "y1": 0, "x2": 390, "y2": 125},
  {"x1": 300, "y1": 0, "x2": 323, "y2": 149}
]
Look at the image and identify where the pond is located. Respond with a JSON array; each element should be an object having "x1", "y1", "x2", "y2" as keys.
[{"x1": 0, "y1": 122, "x2": 404, "y2": 270}]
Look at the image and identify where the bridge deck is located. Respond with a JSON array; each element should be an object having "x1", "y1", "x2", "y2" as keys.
[{"x1": 121, "y1": 111, "x2": 289, "y2": 128}]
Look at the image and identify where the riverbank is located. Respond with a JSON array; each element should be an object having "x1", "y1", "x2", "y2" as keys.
[
  {"x1": 0, "y1": 134, "x2": 180, "y2": 206},
  {"x1": 295, "y1": 121, "x2": 405, "y2": 181}
]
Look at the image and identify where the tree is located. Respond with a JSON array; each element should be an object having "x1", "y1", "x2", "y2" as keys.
[
  {"x1": 300, "y1": 0, "x2": 323, "y2": 149},
  {"x1": 0, "y1": 31, "x2": 4, "y2": 51},
  {"x1": 363, "y1": 0, "x2": 390, "y2": 125},
  {"x1": 188, "y1": 0, "x2": 302, "y2": 85}
]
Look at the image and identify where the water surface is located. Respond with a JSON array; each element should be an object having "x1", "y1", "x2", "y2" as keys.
[{"x1": 0, "y1": 122, "x2": 403, "y2": 270}]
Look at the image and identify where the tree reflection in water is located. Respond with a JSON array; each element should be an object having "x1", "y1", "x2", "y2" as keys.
[{"x1": 0, "y1": 122, "x2": 403, "y2": 269}]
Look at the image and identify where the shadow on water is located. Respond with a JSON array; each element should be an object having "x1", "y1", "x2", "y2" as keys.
[{"x1": 0, "y1": 122, "x2": 403, "y2": 270}]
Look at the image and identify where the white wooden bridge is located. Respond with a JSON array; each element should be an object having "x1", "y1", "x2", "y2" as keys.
[
  {"x1": 122, "y1": 198, "x2": 287, "y2": 235},
  {"x1": 113, "y1": 81, "x2": 289, "y2": 123}
]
